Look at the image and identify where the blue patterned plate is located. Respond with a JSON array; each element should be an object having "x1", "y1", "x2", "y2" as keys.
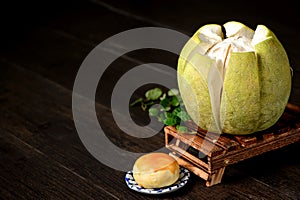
[{"x1": 125, "y1": 167, "x2": 190, "y2": 194}]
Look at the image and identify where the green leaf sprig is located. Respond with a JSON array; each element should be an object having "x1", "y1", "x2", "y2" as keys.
[{"x1": 130, "y1": 87, "x2": 194, "y2": 133}]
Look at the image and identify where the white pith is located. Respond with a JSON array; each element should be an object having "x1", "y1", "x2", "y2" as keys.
[{"x1": 197, "y1": 22, "x2": 267, "y2": 79}]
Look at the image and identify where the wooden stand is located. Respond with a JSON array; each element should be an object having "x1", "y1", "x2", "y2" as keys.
[{"x1": 165, "y1": 103, "x2": 300, "y2": 187}]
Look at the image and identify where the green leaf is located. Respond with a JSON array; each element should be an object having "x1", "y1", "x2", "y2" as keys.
[
  {"x1": 164, "y1": 112, "x2": 173, "y2": 119},
  {"x1": 164, "y1": 117, "x2": 177, "y2": 126},
  {"x1": 132, "y1": 86, "x2": 191, "y2": 129},
  {"x1": 170, "y1": 96, "x2": 180, "y2": 107},
  {"x1": 145, "y1": 88, "x2": 163, "y2": 100},
  {"x1": 130, "y1": 97, "x2": 143, "y2": 107},
  {"x1": 172, "y1": 107, "x2": 181, "y2": 116},
  {"x1": 176, "y1": 111, "x2": 190, "y2": 121},
  {"x1": 160, "y1": 98, "x2": 169, "y2": 108},
  {"x1": 149, "y1": 108, "x2": 159, "y2": 117},
  {"x1": 168, "y1": 88, "x2": 179, "y2": 96},
  {"x1": 160, "y1": 106, "x2": 171, "y2": 112},
  {"x1": 175, "y1": 116, "x2": 182, "y2": 124},
  {"x1": 176, "y1": 125, "x2": 188, "y2": 133}
]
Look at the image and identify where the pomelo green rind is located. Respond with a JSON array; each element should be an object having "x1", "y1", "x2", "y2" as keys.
[
  {"x1": 254, "y1": 35, "x2": 291, "y2": 131},
  {"x1": 177, "y1": 22, "x2": 291, "y2": 135},
  {"x1": 221, "y1": 52, "x2": 261, "y2": 134},
  {"x1": 178, "y1": 53, "x2": 218, "y2": 131},
  {"x1": 178, "y1": 25, "x2": 223, "y2": 132}
]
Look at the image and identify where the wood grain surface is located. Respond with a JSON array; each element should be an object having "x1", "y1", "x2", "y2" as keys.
[{"x1": 1, "y1": 0, "x2": 300, "y2": 199}]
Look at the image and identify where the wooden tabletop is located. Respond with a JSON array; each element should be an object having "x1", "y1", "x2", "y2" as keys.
[{"x1": 1, "y1": 0, "x2": 300, "y2": 199}]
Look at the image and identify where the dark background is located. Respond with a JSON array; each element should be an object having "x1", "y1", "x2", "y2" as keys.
[{"x1": 1, "y1": 0, "x2": 299, "y2": 105}]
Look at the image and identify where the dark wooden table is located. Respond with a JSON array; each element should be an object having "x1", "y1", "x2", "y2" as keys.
[{"x1": 1, "y1": 0, "x2": 300, "y2": 199}]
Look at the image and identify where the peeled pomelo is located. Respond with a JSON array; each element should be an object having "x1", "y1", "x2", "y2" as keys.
[{"x1": 178, "y1": 21, "x2": 292, "y2": 135}]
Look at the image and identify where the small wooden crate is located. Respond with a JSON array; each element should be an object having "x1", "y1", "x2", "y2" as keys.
[{"x1": 165, "y1": 103, "x2": 300, "y2": 187}]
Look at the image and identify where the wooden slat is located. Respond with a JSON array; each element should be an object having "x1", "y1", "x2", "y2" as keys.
[
  {"x1": 169, "y1": 152, "x2": 209, "y2": 181},
  {"x1": 167, "y1": 144, "x2": 209, "y2": 170},
  {"x1": 184, "y1": 121, "x2": 241, "y2": 152},
  {"x1": 184, "y1": 121, "x2": 238, "y2": 152},
  {"x1": 286, "y1": 103, "x2": 300, "y2": 113},
  {"x1": 234, "y1": 135, "x2": 258, "y2": 147},
  {"x1": 165, "y1": 126, "x2": 225, "y2": 157},
  {"x1": 211, "y1": 128, "x2": 300, "y2": 170},
  {"x1": 166, "y1": 102, "x2": 300, "y2": 186},
  {"x1": 206, "y1": 167, "x2": 226, "y2": 187},
  {"x1": 262, "y1": 133, "x2": 275, "y2": 141},
  {"x1": 167, "y1": 122, "x2": 300, "y2": 172}
]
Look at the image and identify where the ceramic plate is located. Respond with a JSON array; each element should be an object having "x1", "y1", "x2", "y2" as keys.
[{"x1": 125, "y1": 167, "x2": 190, "y2": 194}]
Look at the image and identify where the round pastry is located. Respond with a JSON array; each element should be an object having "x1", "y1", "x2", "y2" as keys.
[{"x1": 132, "y1": 152, "x2": 180, "y2": 188}]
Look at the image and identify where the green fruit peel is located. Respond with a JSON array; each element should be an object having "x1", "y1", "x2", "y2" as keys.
[{"x1": 178, "y1": 21, "x2": 292, "y2": 135}]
